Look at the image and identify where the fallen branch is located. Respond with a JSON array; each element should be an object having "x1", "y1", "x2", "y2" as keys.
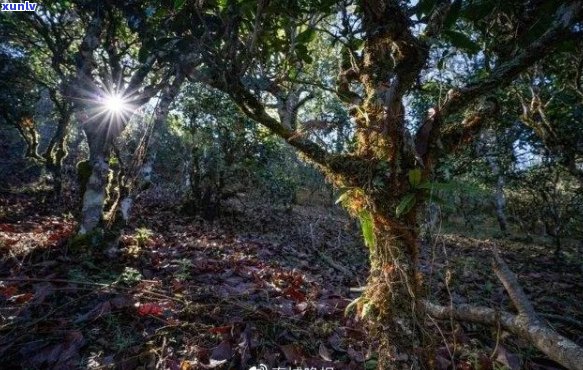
[
  {"x1": 423, "y1": 301, "x2": 583, "y2": 370},
  {"x1": 491, "y1": 251, "x2": 538, "y2": 321},
  {"x1": 423, "y1": 250, "x2": 583, "y2": 370},
  {"x1": 542, "y1": 313, "x2": 583, "y2": 332}
]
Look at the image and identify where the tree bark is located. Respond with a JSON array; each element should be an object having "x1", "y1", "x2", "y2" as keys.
[
  {"x1": 365, "y1": 212, "x2": 426, "y2": 368},
  {"x1": 44, "y1": 110, "x2": 71, "y2": 196},
  {"x1": 79, "y1": 155, "x2": 110, "y2": 234},
  {"x1": 481, "y1": 129, "x2": 509, "y2": 234}
]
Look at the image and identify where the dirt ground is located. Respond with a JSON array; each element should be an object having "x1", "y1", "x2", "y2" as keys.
[{"x1": 0, "y1": 192, "x2": 581, "y2": 369}]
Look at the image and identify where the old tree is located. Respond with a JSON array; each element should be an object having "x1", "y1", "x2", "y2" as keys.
[{"x1": 152, "y1": 0, "x2": 583, "y2": 368}]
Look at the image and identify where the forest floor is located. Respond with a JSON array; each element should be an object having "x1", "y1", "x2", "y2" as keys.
[{"x1": 0, "y1": 190, "x2": 582, "y2": 370}]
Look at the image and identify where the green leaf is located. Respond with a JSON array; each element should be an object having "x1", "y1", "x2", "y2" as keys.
[
  {"x1": 358, "y1": 211, "x2": 375, "y2": 250},
  {"x1": 174, "y1": 0, "x2": 186, "y2": 10},
  {"x1": 296, "y1": 28, "x2": 316, "y2": 44},
  {"x1": 365, "y1": 358, "x2": 379, "y2": 370},
  {"x1": 408, "y1": 169, "x2": 422, "y2": 187},
  {"x1": 217, "y1": 0, "x2": 228, "y2": 11},
  {"x1": 349, "y1": 39, "x2": 365, "y2": 51},
  {"x1": 443, "y1": 0, "x2": 462, "y2": 29},
  {"x1": 301, "y1": 54, "x2": 314, "y2": 64},
  {"x1": 396, "y1": 193, "x2": 416, "y2": 218},
  {"x1": 416, "y1": 0, "x2": 437, "y2": 17},
  {"x1": 417, "y1": 181, "x2": 457, "y2": 191},
  {"x1": 296, "y1": 44, "x2": 313, "y2": 64},
  {"x1": 443, "y1": 30, "x2": 480, "y2": 54},
  {"x1": 137, "y1": 47, "x2": 149, "y2": 63},
  {"x1": 361, "y1": 302, "x2": 374, "y2": 318}
]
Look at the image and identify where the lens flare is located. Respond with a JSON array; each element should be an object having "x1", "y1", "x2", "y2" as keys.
[{"x1": 102, "y1": 93, "x2": 128, "y2": 114}]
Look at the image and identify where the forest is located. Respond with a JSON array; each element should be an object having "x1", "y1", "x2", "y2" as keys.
[{"x1": 0, "y1": 0, "x2": 583, "y2": 369}]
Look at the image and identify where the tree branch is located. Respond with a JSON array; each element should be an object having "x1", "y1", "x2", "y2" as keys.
[
  {"x1": 491, "y1": 251, "x2": 538, "y2": 322},
  {"x1": 423, "y1": 246, "x2": 583, "y2": 370},
  {"x1": 415, "y1": 1, "x2": 583, "y2": 162},
  {"x1": 230, "y1": 82, "x2": 328, "y2": 161},
  {"x1": 423, "y1": 301, "x2": 583, "y2": 370},
  {"x1": 225, "y1": 78, "x2": 356, "y2": 174}
]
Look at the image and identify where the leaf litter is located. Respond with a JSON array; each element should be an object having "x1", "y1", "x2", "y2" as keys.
[{"x1": 0, "y1": 193, "x2": 581, "y2": 369}]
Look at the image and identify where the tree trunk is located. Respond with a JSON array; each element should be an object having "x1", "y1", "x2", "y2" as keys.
[
  {"x1": 365, "y1": 210, "x2": 426, "y2": 369},
  {"x1": 481, "y1": 129, "x2": 509, "y2": 234},
  {"x1": 493, "y1": 175, "x2": 509, "y2": 234},
  {"x1": 117, "y1": 72, "x2": 185, "y2": 224},
  {"x1": 79, "y1": 154, "x2": 110, "y2": 234},
  {"x1": 44, "y1": 111, "x2": 71, "y2": 197}
]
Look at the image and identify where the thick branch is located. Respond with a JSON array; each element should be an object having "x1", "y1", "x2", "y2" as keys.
[
  {"x1": 423, "y1": 0, "x2": 458, "y2": 39},
  {"x1": 423, "y1": 301, "x2": 583, "y2": 370},
  {"x1": 491, "y1": 252, "x2": 538, "y2": 321},
  {"x1": 423, "y1": 248, "x2": 583, "y2": 370},
  {"x1": 126, "y1": 54, "x2": 157, "y2": 94},
  {"x1": 226, "y1": 79, "x2": 349, "y2": 173},
  {"x1": 415, "y1": 1, "x2": 583, "y2": 161}
]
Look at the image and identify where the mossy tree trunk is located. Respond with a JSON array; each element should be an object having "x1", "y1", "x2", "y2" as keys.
[
  {"x1": 44, "y1": 107, "x2": 72, "y2": 197},
  {"x1": 333, "y1": 2, "x2": 429, "y2": 364}
]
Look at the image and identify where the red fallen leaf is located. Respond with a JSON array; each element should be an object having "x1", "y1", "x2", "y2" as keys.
[
  {"x1": 456, "y1": 361, "x2": 473, "y2": 370},
  {"x1": 477, "y1": 354, "x2": 493, "y2": 370},
  {"x1": 14, "y1": 292, "x2": 34, "y2": 304},
  {"x1": 137, "y1": 302, "x2": 163, "y2": 316},
  {"x1": 119, "y1": 235, "x2": 136, "y2": 247},
  {"x1": 0, "y1": 224, "x2": 16, "y2": 232},
  {"x1": 2, "y1": 237, "x2": 19, "y2": 247},
  {"x1": 0, "y1": 285, "x2": 18, "y2": 298},
  {"x1": 48, "y1": 231, "x2": 68, "y2": 242},
  {"x1": 208, "y1": 326, "x2": 232, "y2": 335},
  {"x1": 172, "y1": 279, "x2": 186, "y2": 293},
  {"x1": 283, "y1": 287, "x2": 306, "y2": 302}
]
